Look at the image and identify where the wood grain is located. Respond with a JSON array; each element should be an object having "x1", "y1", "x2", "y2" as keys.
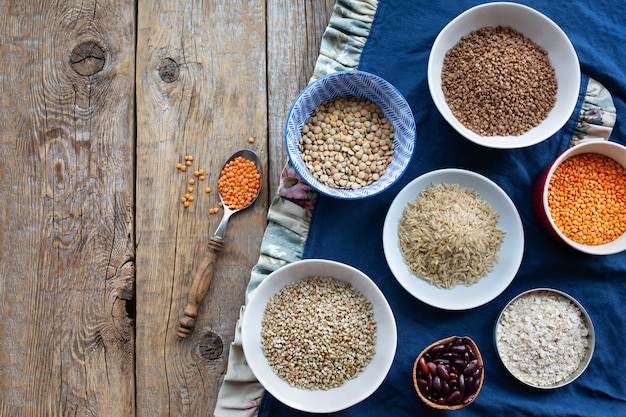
[
  {"x1": 135, "y1": 1, "x2": 269, "y2": 415},
  {"x1": 1, "y1": 0, "x2": 334, "y2": 415},
  {"x1": 0, "y1": 1, "x2": 135, "y2": 416},
  {"x1": 267, "y1": 0, "x2": 336, "y2": 195}
]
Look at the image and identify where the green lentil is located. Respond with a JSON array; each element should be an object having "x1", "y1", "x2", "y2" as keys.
[{"x1": 298, "y1": 96, "x2": 395, "y2": 190}]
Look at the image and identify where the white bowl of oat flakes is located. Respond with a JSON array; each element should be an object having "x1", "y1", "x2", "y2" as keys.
[
  {"x1": 284, "y1": 70, "x2": 417, "y2": 199},
  {"x1": 241, "y1": 259, "x2": 397, "y2": 413},
  {"x1": 428, "y1": 2, "x2": 581, "y2": 149},
  {"x1": 495, "y1": 288, "x2": 595, "y2": 389}
]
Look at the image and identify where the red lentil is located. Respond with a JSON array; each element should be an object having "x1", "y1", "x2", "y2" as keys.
[
  {"x1": 217, "y1": 156, "x2": 261, "y2": 210},
  {"x1": 547, "y1": 152, "x2": 626, "y2": 245}
]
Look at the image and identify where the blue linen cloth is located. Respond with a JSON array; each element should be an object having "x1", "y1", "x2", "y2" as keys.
[{"x1": 259, "y1": 1, "x2": 626, "y2": 416}]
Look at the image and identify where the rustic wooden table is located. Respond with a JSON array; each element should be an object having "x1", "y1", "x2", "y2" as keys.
[{"x1": 0, "y1": 1, "x2": 334, "y2": 415}]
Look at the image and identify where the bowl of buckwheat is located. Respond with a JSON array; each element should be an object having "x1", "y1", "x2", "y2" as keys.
[
  {"x1": 284, "y1": 70, "x2": 417, "y2": 199},
  {"x1": 427, "y1": 2, "x2": 580, "y2": 149},
  {"x1": 241, "y1": 258, "x2": 397, "y2": 413},
  {"x1": 495, "y1": 288, "x2": 595, "y2": 389}
]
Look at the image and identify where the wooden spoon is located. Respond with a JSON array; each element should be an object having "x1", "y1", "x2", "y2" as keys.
[{"x1": 177, "y1": 149, "x2": 262, "y2": 338}]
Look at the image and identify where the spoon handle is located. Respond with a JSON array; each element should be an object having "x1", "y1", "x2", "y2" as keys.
[{"x1": 177, "y1": 236, "x2": 224, "y2": 338}]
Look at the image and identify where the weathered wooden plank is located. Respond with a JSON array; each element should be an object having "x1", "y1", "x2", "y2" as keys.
[
  {"x1": 267, "y1": 0, "x2": 335, "y2": 195},
  {"x1": 135, "y1": 1, "x2": 269, "y2": 415},
  {"x1": 0, "y1": 1, "x2": 135, "y2": 416}
]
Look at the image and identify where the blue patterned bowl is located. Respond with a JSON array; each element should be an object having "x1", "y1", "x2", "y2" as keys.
[{"x1": 284, "y1": 70, "x2": 417, "y2": 199}]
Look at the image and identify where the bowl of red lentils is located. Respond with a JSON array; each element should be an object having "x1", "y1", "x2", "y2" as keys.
[
  {"x1": 427, "y1": 2, "x2": 580, "y2": 149},
  {"x1": 284, "y1": 70, "x2": 417, "y2": 199},
  {"x1": 533, "y1": 140, "x2": 626, "y2": 255},
  {"x1": 241, "y1": 258, "x2": 397, "y2": 413}
]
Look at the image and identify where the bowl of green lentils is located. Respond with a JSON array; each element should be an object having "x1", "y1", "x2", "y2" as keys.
[
  {"x1": 284, "y1": 70, "x2": 417, "y2": 199},
  {"x1": 241, "y1": 258, "x2": 397, "y2": 413},
  {"x1": 427, "y1": 2, "x2": 581, "y2": 149}
]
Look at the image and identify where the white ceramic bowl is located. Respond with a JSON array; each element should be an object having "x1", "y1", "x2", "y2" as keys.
[
  {"x1": 494, "y1": 288, "x2": 595, "y2": 389},
  {"x1": 284, "y1": 70, "x2": 417, "y2": 199},
  {"x1": 241, "y1": 259, "x2": 397, "y2": 413},
  {"x1": 427, "y1": 2, "x2": 580, "y2": 149},
  {"x1": 382, "y1": 168, "x2": 524, "y2": 310},
  {"x1": 533, "y1": 140, "x2": 626, "y2": 255}
]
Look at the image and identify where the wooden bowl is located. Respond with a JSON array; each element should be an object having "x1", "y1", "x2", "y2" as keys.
[{"x1": 412, "y1": 336, "x2": 484, "y2": 410}]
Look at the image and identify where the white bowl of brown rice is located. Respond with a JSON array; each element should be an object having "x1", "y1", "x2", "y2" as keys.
[
  {"x1": 495, "y1": 288, "x2": 595, "y2": 389},
  {"x1": 241, "y1": 259, "x2": 397, "y2": 413},
  {"x1": 382, "y1": 168, "x2": 524, "y2": 310},
  {"x1": 427, "y1": 2, "x2": 580, "y2": 149}
]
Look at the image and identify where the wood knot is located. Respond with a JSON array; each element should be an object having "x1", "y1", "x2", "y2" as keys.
[
  {"x1": 70, "y1": 41, "x2": 106, "y2": 76},
  {"x1": 198, "y1": 331, "x2": 223, "y2": 360},
  {"x1": 158, "y1": 58, "x2": 180, "y2": 83}
]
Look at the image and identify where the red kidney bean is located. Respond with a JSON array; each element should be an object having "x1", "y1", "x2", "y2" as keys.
[
  {"x1": 432, "y1": 376, "x2": 442, "y2": 396},
  {"x1": 463, "y1": 394, "x2": 475, "y2": 405},
  {"x1": 448, "y1": 378, "x2": 457, "y2": 392},
  {"x1": 419, "y1": 356, "x2": 428, "y2": 375},
  {"x1": 442, "y1": 352, "x2": 458, "y2": 360},
  {"x1": 426, "y1": 361, "x2": 437, "y2": 376},
  {"x1": 430, "y1": 344, "x2": 446, "y2": 356},
  {"x1": 437, "y1": 363, "x2": 450, "y2": 380},
  {"x1": 451, "y1": 344, "x2": 467, "y2": 354},
  {"x1": 463, "y1": 359, "x2": 479, "y2": 377},
  {"x1": 447, "y1": 390, "x2": 463, "y2": 406},
  {"x1": 464, "y1": 376, "x2": 474, "y2": 397},
  {"x1": 473, "y1": 374, "x2": 482, "y2": 392},
  {"x1": 418, "y1": 378, "x2": 429, "y2": 396},
  {"x1": 453, "y1": 358, "x2": 466, "y2": 368},
  {"x1": 458, "y1": 373, "x2": 465, "y2": 393},
  {"x1": 415, "y1": 337, "x2": 483, "y2": 407}
]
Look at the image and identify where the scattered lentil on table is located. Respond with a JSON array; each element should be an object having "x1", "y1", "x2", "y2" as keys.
[
  {"x1": 398, "y1": 183, "x2": 505, "y2": 288},
  {"x1": 217, "y1": 156, "x2": 261, "y2": 210},
  {"x1": 298, "y1": 96, "x2": 395, "y2": 190},
  {"x1": 496, "y1": 290, "x2": 589, "y2": 386},
  {"x1": 441, "y1": 26, "x2": 557, "y2": 137},
  {"x1": 261, "y1": 276, "x2": 377, "y2": 390},
  {"x1": 548, "y1": 152, "x2": 626, "y2": 245}
]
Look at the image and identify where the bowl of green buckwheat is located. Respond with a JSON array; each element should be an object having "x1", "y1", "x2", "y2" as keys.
[{"x1": 241, "y1": 258, "x2": 397, "y2": 413}]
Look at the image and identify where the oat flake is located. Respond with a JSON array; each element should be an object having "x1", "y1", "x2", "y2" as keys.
[{"x1": 496, "y1": 290, "x2": 589, "y2": 386}]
